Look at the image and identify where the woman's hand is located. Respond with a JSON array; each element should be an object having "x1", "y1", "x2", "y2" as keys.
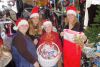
[
  {"x1": 81, "y1": 34, "x2": 87, "y2": 43},
  {"x1": 60, "y1": 32, "x2": 64, "y2": 37},
  {"x1": 33, "y1": 39, "x2": 38, "y2": 45},
  {"x1": 33, "y1": 61, "x2": 40, "y2": 67}
]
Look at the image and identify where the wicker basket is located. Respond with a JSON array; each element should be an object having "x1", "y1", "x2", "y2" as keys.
[{"x1": 37, "y1": 42, "x2": 61, "y2": 67}]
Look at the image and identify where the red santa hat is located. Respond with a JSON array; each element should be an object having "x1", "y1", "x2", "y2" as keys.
[
  {"x1": 30, "y1": 6, "x2": 39, "y2": 18},
  {"x1": 13, "y1": 18, "x2": 28, "y2": 30},
  {"x1": 66, "y1": 6, "x2": 77, "y2": 16},
  {"x1": 42, "y1": 20, "x2": 52, "y2": 28}
]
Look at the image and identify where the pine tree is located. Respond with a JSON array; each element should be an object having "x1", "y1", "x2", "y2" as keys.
[
  {"x1": 84, "y1": 6, "x2": 100, "y2": 45},
  {"x1": 94, "y1": 6, "x2": 100, "y2": 25}
]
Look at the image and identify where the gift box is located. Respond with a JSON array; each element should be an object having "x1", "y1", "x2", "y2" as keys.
[{"x1": 96, "y1": 42, "x2": 100, "y2": 52}]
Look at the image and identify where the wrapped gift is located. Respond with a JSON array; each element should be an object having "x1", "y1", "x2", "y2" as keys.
[
  {"x1": 96, "y1": 42, "x2": 100, "y2": 52},
  {"x1": 37, "y1": 42, "x2": 61, "y2": 67},
  {"x1": 38, "y1": 43, "x2": 58, "y2": 59},
  {"x1": 93, "y1": 57, "x2": 100, "y2": 67},
  {"x1": 64, "y1": 29, "x2": 84, "y2": 45}
]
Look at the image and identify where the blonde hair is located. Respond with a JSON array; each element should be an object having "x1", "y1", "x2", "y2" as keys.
[
  {"x1": 64, "y1": 16, "x2": 78, "y2": 26},
  {"x1": 28, "y1": 19, "x2": 42, "y2": 36}
]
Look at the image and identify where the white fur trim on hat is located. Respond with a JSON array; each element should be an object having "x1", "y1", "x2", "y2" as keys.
[
  {"x1": 13, "y1": 20, "x2": 28, "y2": 30},
  {"x1": 30, "y1": 13, "x2": 39, "y2": 18},
  {"x1": 17, "y1": 20, "x2": 28, "y2": 27},
  {"x1": 67, "y1": 10, "x2": 76, "y2": 16},
  {"x1": 43, "y1": 21, "x2": 52, "y2": 28}
]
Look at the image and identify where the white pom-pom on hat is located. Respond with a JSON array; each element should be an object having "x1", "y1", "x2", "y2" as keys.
[{"x1": 13, "y1": 25, "x2": 18, "y2": 30}]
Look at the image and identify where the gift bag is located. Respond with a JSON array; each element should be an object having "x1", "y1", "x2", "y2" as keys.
[{"x1": 63, "y1": 29, "x2": 83, "y2": 67}]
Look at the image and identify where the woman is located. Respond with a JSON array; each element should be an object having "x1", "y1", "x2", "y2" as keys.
[
  {"x1": 38, "y1": 20, "x2": 62, "y2": 67},
  {"x1": 11, "y1": 18, "x2": 39, "y2": 67},
  {"x1": 61, "y1": 6, "x2": 87, "y2": 67},
  {"x1": 63, "y1": 6, "x2": 81, "y2": 31},
  {"x1": 27, "y1": 6, "x2": 42, "y2": 45}
]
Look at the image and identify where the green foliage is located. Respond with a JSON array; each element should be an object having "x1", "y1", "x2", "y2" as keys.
[
  {"x1": 94, "y1": 6, "x2": 100, "y2": 24},
  {"x1": 84, "y1": 25, "x2": 100, "y2": 45},
  {"x1": 85, "y1": 6, "x2": 100, "y2": 46}
]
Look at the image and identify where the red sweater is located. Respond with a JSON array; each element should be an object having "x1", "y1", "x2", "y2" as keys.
[{"x1": 38, "y1": 31, "x2": 62, "y2": 52}]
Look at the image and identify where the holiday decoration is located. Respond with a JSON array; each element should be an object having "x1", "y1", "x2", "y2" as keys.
[
  {"x1": 42, "y1": 20, "x2": 52, "y2": 28},
  {"x1": 30, "y1": 6, "x2": 39, "y2": 18},
  {"x1": 63, "y1": 38, "x2": 82, "y2": 67},
  {"x1": 66, "y1": 6, "x2": 77, "y2": 16},
  {"x1": 63, "y1": 29, "x2": 86, "y2": 67},
  {"x1": 13, "y1": 18, "x2": 28, "y2": 30},
  {"x1": 83, "y1": 46, "x2": 96, "y2": 58},
  {"x1": 37, "y1": 42, "x2": 61, "y2": 67},
  {"x1": 38, "y1": 43, "x2": 58, "y2": 59}
]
